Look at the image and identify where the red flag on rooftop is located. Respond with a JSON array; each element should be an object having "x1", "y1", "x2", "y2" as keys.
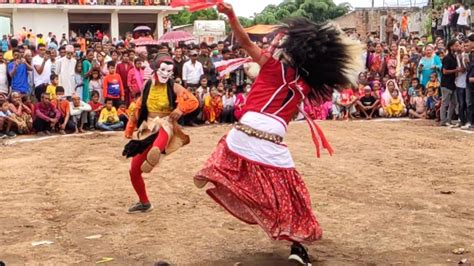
[{"x1": 171, "y1": 0, "x2": 223, "y2": 12}]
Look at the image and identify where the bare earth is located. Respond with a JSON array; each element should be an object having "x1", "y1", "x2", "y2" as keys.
[{"x1": 1, "y1": 120, "x2": 473, "y2": 265}]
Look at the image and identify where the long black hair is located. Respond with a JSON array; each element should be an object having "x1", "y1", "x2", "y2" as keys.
[{"x1": 276, "y1": 18, "x2": 363, "y2": 103}]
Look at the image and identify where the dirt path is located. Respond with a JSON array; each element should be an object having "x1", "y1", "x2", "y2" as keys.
[{"x1": 0, "y1": 120, "x2": 473, "y2": 265}]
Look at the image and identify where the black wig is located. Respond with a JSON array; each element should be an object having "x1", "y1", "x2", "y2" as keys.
[{"x1": 277, "y1": 18, "x2": 364, "y2": 103}]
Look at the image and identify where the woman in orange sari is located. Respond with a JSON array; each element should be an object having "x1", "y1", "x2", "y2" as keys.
[{"x1": 203, "y1": 88, "x2": 223, "y2": 124}]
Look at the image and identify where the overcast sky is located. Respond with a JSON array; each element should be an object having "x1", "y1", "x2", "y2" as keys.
[{"x1": 228, "y1": 0, "x2": 426, "y2": 17}]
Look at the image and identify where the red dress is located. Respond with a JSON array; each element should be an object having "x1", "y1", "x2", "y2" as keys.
[{"x1": 195, "y1": 57, "x2": 330, "y2": 244}]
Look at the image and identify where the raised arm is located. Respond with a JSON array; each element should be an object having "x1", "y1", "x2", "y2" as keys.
[{"x1": 217, "y1": 3, "x2": 268, "y2": 66}]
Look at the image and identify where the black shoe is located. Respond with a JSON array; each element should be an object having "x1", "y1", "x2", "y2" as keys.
[
  {"x1": 288, "y1": 243, "x2": 312, "y2": 266},
  {"x1": 6, "y1": 131, "x2": 17, "y2": 138},
  {"x1": 0, "y1": 133, "x2": 6, "y2": 139},
  {"x1": 127, "y1": 202, "x2": 153, "y2": 213}
]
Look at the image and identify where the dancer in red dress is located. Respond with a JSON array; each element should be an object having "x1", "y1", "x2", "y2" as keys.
[{"x1": 194, "y1": 3, "x2": 363, "y2": 265}]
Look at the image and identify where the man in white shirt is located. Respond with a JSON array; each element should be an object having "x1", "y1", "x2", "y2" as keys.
[
  {"x1": 456, "y1": 3, "x2": 471, "y2": 35},
  {"x1": 182, "y1": 50, "x2": 204, "y2": 89},
  {"x1": 0, "y1": 53, "x2": 8, "y2": 95},
  {"x1": 32, "y1": 43, "x2": 52, "y2": 102},
  {"x1": 56, "y1": 45, "x2": 77, "y2": 97},
  {"x1": 441, "y1": 4, "x2": 452, "y2": 43}
]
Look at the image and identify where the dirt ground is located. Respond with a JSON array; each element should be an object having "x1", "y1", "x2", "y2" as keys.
[{"x1": 0, "y1": 120, "x2": 473, "y2": 265}]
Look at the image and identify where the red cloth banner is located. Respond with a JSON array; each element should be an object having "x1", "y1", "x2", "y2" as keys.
[{"x1": 171, "y1": 0, "x2": 222, "y2": 12}]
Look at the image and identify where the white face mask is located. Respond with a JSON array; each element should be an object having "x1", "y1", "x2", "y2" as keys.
[{"x1": 157, "y1": 63, "x2": 174, "y2": 83}]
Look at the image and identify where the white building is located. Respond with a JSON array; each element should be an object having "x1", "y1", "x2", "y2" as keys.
[{"x1": 0, "y1": 2, "x2": 180, "y2": 39}]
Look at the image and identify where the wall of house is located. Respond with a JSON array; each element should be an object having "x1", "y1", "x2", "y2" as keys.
[{"x1": 12, "y1": 9, "x2": 68, "y2": 38}]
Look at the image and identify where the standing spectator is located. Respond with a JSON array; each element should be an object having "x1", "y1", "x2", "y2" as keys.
[
  {"x1": 368, "y1": 43, "x2": 385, "y2": 77},
  {"x1": 417, "y1": 44, "x2": 442, "y2": 88},
  {"x1": 440, "y1": 39, "x2": 461, "y2": 127},
  {"x1": 0, "y1": 52, "x2": 8, "y2": 95},
  {"x1": 172, "y1": 46, "x2": 187, "y2": 80},
  {"x1": 82, "y1": 49, "x2": 94, "y2": 102},
  {"x1": 1, "y1": 35, "x2": 8, "y2": 53},
  {"x1": 116, "y1": 51, "x2": 132, "y2": 105},
  {"x1": 33, "y1": 93, "x2": 61, "y2": 136},
  {"x1": 182, "y1": 50, "x2": 204, "y2": 88},
  {"x1": 127, "y1": 58, "x2": 144, "y2": 99},
  {"x1": 198, "y1": 42, "x2": 212, "y2": 80},
  {"x1": 56, "y1": 45, "x2": 77, "y2": 97},
  {"x1": 46, "y1": 74, "x2": 59, "y2": 101},
  {"x1": 8, "y1": 49, "x2": 31, "y2": 96},
  {"x1": 400, "y1": 11, "x2": 409, "y2": 39},
  {"x1": 102, "y1": 61, "x2": 124, "y2": 108},
  {"x1": 221, "y1": 89, "x2": 235, "y2": 123},
  {"x1": 4, "y1": 38, "x2": 18, "y2": 61},
  {"x1": 52, "y1": 86, "x2": 74, "y2": 134},
  {"x1": 456, "y1": 3, "x2": 471, "y2": 36},
  {"x1": 385, "y1": 12, "x2": 395, "y2": 45},
  {"x1": 32, "y1": 44, "x2": 53, "y2": 101},
  {"x1": 455, "y1": 41, "x2": 469, "y2": 128},
  {"x1": 465, "y1": 34, "x2": 474, "y2": 130}
]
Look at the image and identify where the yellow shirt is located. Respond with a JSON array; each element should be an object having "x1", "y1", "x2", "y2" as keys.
[
  {"x1": 46, "y1": 84, "x2": 57, "y2": 100},
  {"x1": 99, "y1": 107, "x2": 119, "y2": 124},
  {"x1": 147, "y1": 83, "x2": 170, "y2": 113}
]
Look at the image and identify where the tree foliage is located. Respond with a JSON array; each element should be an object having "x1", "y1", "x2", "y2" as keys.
[{"x1": 170, "y1": 8, "x2": 219, "y2": 26}]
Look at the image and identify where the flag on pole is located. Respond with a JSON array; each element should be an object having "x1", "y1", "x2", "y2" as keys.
[{"x1": 171, "y1": 0, "x2": 223, "y2": 12}]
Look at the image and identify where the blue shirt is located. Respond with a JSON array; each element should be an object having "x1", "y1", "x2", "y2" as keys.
[
  {"x1": 1, "y1": 40, "x2": 8, "y2": 53},
  {"x1": 8, "y1": 62, "x2": 30, "y2": 94}
]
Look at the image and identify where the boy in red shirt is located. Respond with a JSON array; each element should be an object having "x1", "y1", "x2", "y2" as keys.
[
  {"x1": 87, "y1": 91, "x2": 103, "y2": 130},
  {"x1": 102, "y1": 61, "x2": 124, "y2": 108}
]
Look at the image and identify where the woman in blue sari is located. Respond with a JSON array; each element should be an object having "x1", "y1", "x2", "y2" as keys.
[{"x1": 417, "y1": 45, "x2": 442, "y2": 88}]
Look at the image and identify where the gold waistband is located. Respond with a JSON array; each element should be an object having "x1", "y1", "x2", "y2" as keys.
[{"x1": 234, "y1": 122, "x2": 283, "y2": 144}]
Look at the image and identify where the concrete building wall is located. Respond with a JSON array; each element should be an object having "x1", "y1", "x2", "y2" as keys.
[{"x1": 12, "y1": 9, "x2": 68, "y2": 38}]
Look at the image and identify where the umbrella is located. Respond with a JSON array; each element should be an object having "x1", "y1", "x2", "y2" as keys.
[
  {"x1": 133, "y1": 25, "x2": 152, "y2": 32},
  {"x1": 158, "y1": 30, "x2": 195, "y2": 44}
]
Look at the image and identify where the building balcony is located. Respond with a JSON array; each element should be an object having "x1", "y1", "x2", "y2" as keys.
[{"x1": 0, "y1": 0, "x2": 170, "y2": 6}]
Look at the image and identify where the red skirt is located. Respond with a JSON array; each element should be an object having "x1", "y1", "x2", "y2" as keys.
[{"x1": 195, "y1": 137, "x2": 323, "y2": 244}]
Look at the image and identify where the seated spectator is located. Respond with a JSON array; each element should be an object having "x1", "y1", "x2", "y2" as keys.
[
  {"x1": 408, "y1": 88, "x2": 427, "y2": 119},
  {"x1": 46, "y1": 74, "x2": 59, "y2": 101},
  {"x1": 203, "y1": 88, "x2": 223, "y2": 124},
  {"x1": 33, "y1": 93, "x2": 61, "y2": 136},
  {"x1": 0, "y1": 99, "x2": 18, "y2": 138},
  {"x1": 426, "y1": 87, "x2": 440, "y2": 120},
  {"x1": 117, "y1": 102, "x2": 129, "y2": 126},
  {"x1": 52, "y1": 86, "x2": 75, "y2": 134},
  {"x1": 9, "y1": 92, "x2": 33, "y2": 134},
  {"x1": 87, "y1": 91, "x2": 103, "y2": 130},
  {"x1": 408, "y1": 77, "x2": 424, "y2": 99},
  {"x1": 332, "y1": 86, "x2": 357, "y2": 120},
  {"x1": 221, "y1": 89, "x2": 235, "y2": 123},
  {"x1": 380, "y1": 80, "x2": 406, "y2": 117},
  {"x1": 425, "y1": 72, "x2": 440, "y2": 97},
  {"x1": 70, "y1": 94, "x2": 91, "y2": 133},
  {"x1": 357, "y1": 86, "x2": 379, "y2": 120},
  {"x1": 385, "y1": 90, "x2": 405, "y2": 117},
  {"x1": 97, "y1": 98, "x2": 124, "y2": 131}
]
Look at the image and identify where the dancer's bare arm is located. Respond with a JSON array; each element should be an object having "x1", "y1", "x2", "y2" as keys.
[{"x1": 217, "y1": 3, "x2": 268, "y2": 66}]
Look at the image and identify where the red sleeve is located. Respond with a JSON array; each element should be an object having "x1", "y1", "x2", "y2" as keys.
[
  {"x1": 118, "y1": 74, "x2": 124, "y2": 98},
  {"x1": 102, "y1": 75, "x2": 108, "y2": 98}
]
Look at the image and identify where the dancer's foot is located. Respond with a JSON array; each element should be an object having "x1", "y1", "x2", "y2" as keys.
[
  {"x1": 127, "y1": 202, "x2": 153, "y2": 213},
  {"x1": 141, "y1": 147, "x2": 161, "y2": 173},
  {"x1": 288, "y1": 242, "x2": 312, "y2": 266}
]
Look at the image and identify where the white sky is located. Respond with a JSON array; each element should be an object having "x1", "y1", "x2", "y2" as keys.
[{"x1": 228, "y1": 0, "x2": 428, "y2": 17}]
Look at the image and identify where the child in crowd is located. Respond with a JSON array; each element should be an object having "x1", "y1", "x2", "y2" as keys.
[
  {"x1": 117, "y1": 102, "x2": 129, "y2": 126},
  {"x1": 97, "y1": 98, "x2": 124, "y2": 131},
  {"x1": 70, "y1": 94, "x2": 91, "y2": 133},
  {"x1": 102, "y1": 61, "x2": 124, "y2": 108},
  {"x1": 399, "y1": 67, "x2": 412, "y2": 99},
  {"x1": 425, "y1": 72, "x2": 440, "y2": 97},
  {"x1": 0, "y1": 100, "x2": 18, "y2": 138},
  {"x1": 372, "y1": 80, "x2": 383, "y2": 99},
  {"x1": 332, "y1": 86, "x2": 357, "y2": 120},
  {"x1": 408, "y1": 77, "x2": 424, "y2": 99},
  {"x1": 74, "y1": 61, "x2": 84, "y2": 100},
  {"x1": 33, "y1": 93, "x2": 61, "y2": 136},
  {"x1": 221, "y1": 89, "x2": 235, "y2": 123},
  {"x1": 127, "y1": 58, "x2": 144, "y2": 102},
  {"x1": 89, "y1": 70, "x2": 103, "y2": 103},
  {"x1": 426, "y1": 87, "x2": 440, "y2": 120},
  {"x1": 358, "y1": 86, "x2": 379, "y2": 120},
  {"x1": 203, "y1": 88, "x2": 223, "y2": 124},
  {"x1": 9, "y1": 92, "x2": 33, "y2": 134},
  {"x1": 46, "y1": 74, "x2": 59, "y2": 101},
  {"x1": 52, "y1": 86, "x2": 75, "y2": 134},
  {"x1": 385, "y1": 90, "x2": 405, "y2": 117},
  {"x1": 408, "y1": 88, "x2": 427, "y2": 119},
  {"x1": 196, "y1": 76, "x2": 209, "y2": 101},
  {"x1": 87, "y1": 91, "x2": 103, "y2": 130}
]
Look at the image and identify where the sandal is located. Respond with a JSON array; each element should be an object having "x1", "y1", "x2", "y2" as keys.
[{"x1": 141, "y1": 147, "x2": 161, "y2": 173}]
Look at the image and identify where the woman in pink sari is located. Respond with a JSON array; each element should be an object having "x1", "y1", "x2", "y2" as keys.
[{"x1": 127, "y1": 58, "x2": 144, "y2": 100}]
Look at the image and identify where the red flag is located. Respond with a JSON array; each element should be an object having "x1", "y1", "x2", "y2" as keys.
[{"x1": 171, "y1": 0, "x2": 222, "y2": 12}]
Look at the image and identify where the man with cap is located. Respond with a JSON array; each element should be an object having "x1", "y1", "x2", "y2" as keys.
[
  {"x1": 182, "y1": 49, "x2": 204, "y2": 89},
  {"x1": 123, "y1": 53, "x2": 199, "y2": 213},
  {"x1": 56, "y1": 45, "x2": 77, "y2": 97}
]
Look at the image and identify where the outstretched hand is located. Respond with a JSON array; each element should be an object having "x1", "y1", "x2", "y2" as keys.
[{"x1": 217, "y1": 2, "x2": 234, "y2": 16}]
